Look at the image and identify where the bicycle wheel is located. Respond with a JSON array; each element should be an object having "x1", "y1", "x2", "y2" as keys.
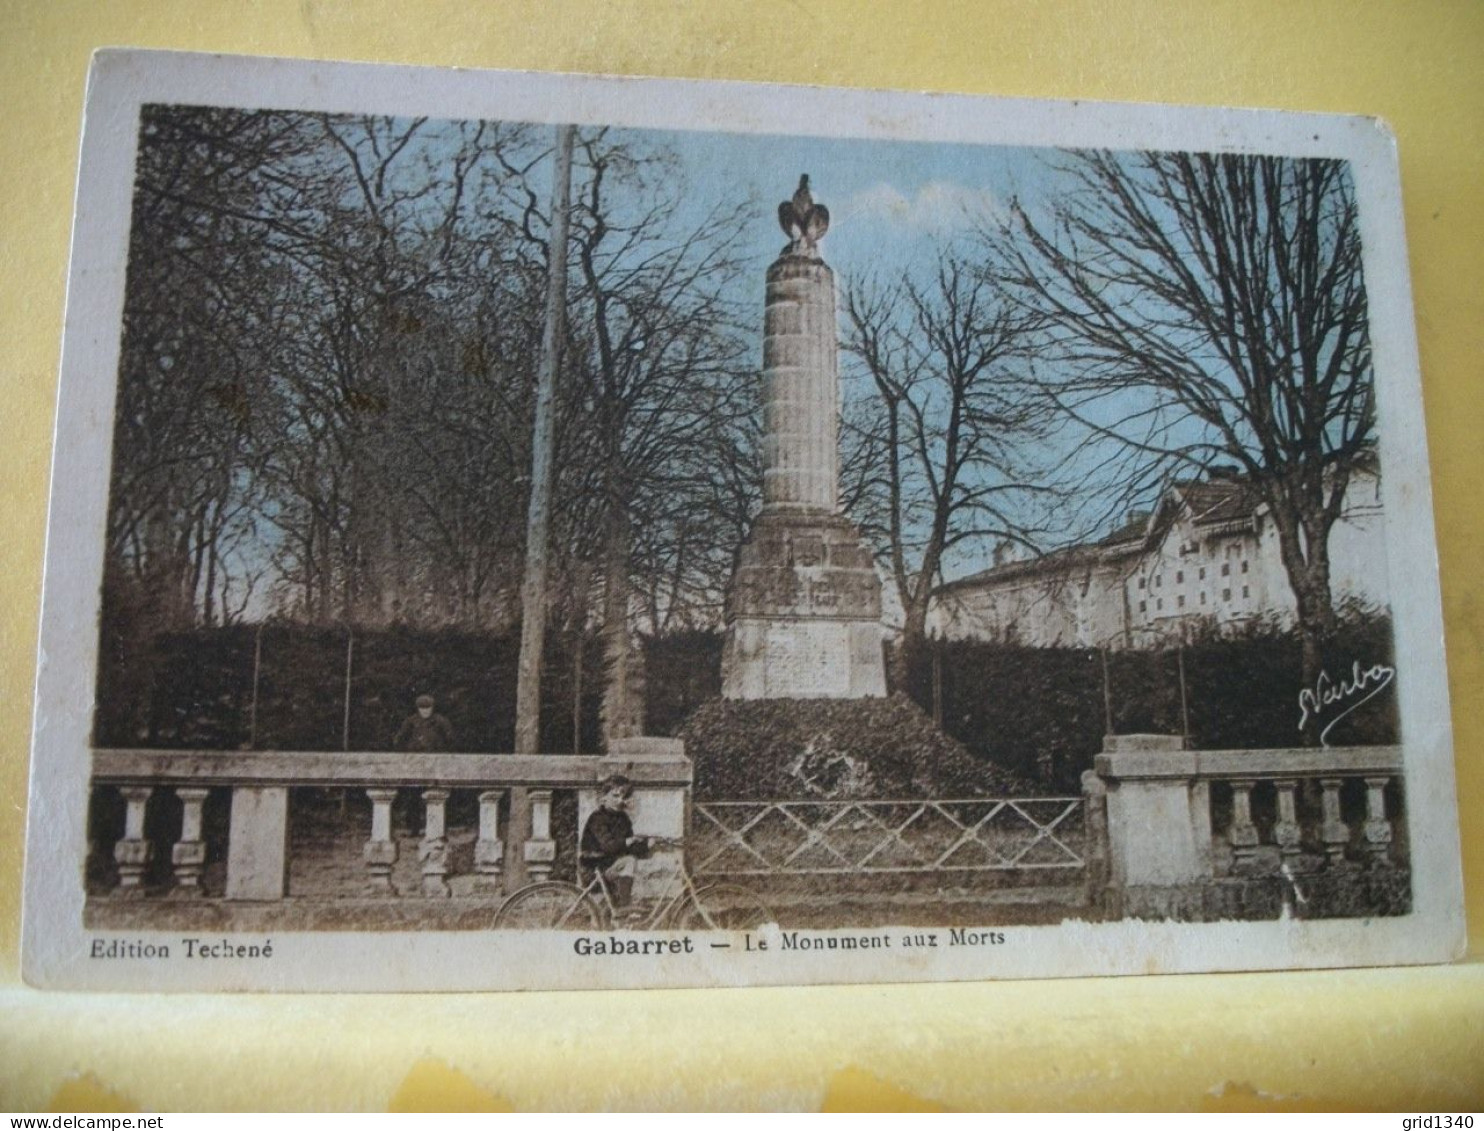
[
  {"x1": 670, "y1": 883, "x2": 775, "y2": 931},
  {"x1": 494, "y1": 882, "x2": 605, "y2": 930}
]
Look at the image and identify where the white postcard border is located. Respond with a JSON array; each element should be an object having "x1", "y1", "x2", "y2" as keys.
[{"x1": 21, "y1": 49, "x2": 1465, "y2": 992}]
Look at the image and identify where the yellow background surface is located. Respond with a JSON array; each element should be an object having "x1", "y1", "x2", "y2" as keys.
[{"x1": 1, "y1": 0, "x2": 1481, "y2": 1112}]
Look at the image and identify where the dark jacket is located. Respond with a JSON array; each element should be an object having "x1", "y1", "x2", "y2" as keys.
[
  {"x1": 394, "y1": 712, "x2": 455, "y2": 752},
  {"x1": 580, "y1": 807, "x2": 649, "y2": 871}
]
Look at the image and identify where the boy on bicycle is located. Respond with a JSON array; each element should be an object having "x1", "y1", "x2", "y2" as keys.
[{"x1": 580, "y1": 774, "x2": 651, "y2": 916}]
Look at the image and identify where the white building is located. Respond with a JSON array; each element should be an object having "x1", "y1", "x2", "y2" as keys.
[{"x1": 930, "y1": 463, "x2": 1389, "y2": 649}]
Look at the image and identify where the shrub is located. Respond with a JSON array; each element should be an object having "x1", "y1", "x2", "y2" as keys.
[{"x1": 676, "y1": 694, "x2": 1034, "y2": 801}]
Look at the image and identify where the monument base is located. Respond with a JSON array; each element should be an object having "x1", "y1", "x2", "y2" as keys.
[{"x1": 721, "y1": 509, "x2": 886, "y2": 700}]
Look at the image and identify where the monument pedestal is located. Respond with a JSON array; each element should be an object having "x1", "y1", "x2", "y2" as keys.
[{"x1": 722, "y1": 509, "x2": 886, "y2": 699}]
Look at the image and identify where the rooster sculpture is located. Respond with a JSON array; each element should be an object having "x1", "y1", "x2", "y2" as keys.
[{"x1": 777, "y1": 174, "x2": 830, "y2": 254}]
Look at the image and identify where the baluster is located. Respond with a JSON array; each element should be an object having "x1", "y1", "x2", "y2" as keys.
[
  {"x1": 1227, "y1": 779, "x2": 1261, "y2": 871},
  {"x1": 419, "y1": 788, "x2": 451, "y2": 897},
  {"x1": 475, "y1": 790, "x2": 506, "y2": 893},
  {"x1": 171, "y1": 787, "x2": 211, "y2": 896},
  {"x1": 524, "y1": 789, "x2": 556, "y2": 881},
  {"x1": 1362, "y1": 776, "x2": 1394, "y2": 866},
  {"x1": 114, "y1": 785, "x2": 154, "y2": 896},
  {"x1": 363, "y1": 788, "x2": 399, "y2": 894},
  {"x1": 1273, "y1": 779, "x2": 1302, "y2": 864},
  {"x1": 1319, "y1": 778, "x2": 1350, "y2": 867}
]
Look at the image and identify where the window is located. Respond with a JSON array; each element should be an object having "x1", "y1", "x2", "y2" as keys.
[
  {"x1": 1157, "y1": 598, "x2": 1163, "y2": 611},
  {"x1": 1222, "y1": 588, "x2": 1232, "y2": 601},
  {"x1": 1176, "y1": 570, "x2": 1184, "y2": 583},
  {"x1": 1199, "y1": 592, "x2": 1206, "y2": 605},
  {"x1": 1155, "y1": 575, "x2": 1162, "y2": 588},
  {"x1": 1177, "y1": 595, "x2": 1185, "y2": 608},
  {"x1": 1221, "y1": 563, "x2": 1231, "y2": 577},
  {"x1": 1199, "y1": 567, "x2": 1206, "y2": 580},
  {"x1": 1242, "y1": 585, "x2": 1250, "y2": 599},
  {"x1": 1139, "y1": 600, "x2": 1147, "y2": 613},
  {"x1": 1241, "y1": 560, "x2": 1249, "y2": 574},
  {"x1": 1137, "y1": 578, "x2": 1145, "y2": 590}
]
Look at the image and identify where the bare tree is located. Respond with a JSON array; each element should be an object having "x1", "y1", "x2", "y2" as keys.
[
  {"x1": 106, "y1": 107, "x2": 762, "y2": 753},
  {"x1": 842, "y1": 255, "x2": 1054, "y2": 687},
  {"x1": 999, "y1": 150, "x2": 1374, "y2": 681},
  {"x1": 110, "y1": 106, "x2": 322, "y2": 631},
  {"x1": 112, "y1": 106, "x2": 549, "y2": 634},
  {"x1": 563, "y1": 129, "x2": 756, "y2": 745}
]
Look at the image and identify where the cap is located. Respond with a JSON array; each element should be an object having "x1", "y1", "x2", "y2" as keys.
[{"x1": 416, "y1": 694, "x2": 435, "y2": 709}]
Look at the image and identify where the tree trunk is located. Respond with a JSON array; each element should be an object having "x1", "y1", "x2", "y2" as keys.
[
  {"x1": 1268, "y1": 487, "x2": 1340, "y2": 719},
  {"x1": 893, "y1": 597, "x2": 931, "y2": 702}
]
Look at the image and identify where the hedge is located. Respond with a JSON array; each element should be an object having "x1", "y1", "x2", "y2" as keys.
[{"x1": 93, "y1": 616, "x2": 1398, "y2": 794}]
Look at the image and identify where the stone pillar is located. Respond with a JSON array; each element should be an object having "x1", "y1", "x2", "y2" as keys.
[
  {"x1": 1320, "y1": 777, "x2": 1350, "y2": 866},
  {"x1": 113, "y1": 785, "x2": 154, "y2": 897},
  {"x1": 225, "y1": 786, "x2": 289, "y2": 901},
  {"x1": 1227, "y1": 779, "x2": 1261, "y2": 872},
  {"x1": 1362, "y1": 776, "x2": 1393, "y2": 865},
  {"x1": 1094, "y1": 735, "x2": 1211, "y2": 915},
  {"x1": 505, "y1": 787, "x2": 531, "y2": 889},
  {"x1": 419, "y1": 788, "x2": 451, "y2": 897},
  {"x1": 475, "y1": 789, "x2": 506, "y2": 892},
  {"x1": 1079, "y1": 769, "x2": 1111, "y2": 910},
  {"x1": 762, "y1": 255, "x2": 839, "y2": 512},
  {"x1": 1227, "y1": 778, "x2": 1262, "y2": 873},
  {"x1": 170, "y1": 787, "x2": 211, "y2": 897},
  {"x1": 1273, "y1": 779, "x2": 1302, "y2": 864},
  {"x1": 363, "y1": 788, "x2": 399, "y2": 894},
  {"x1": 524, "y1": 790, "x2": 556, "y2": 881}
]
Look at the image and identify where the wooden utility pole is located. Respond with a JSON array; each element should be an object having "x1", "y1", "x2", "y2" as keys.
[{"x1": 514, "y1": 124, "x2": 575, "y2": 756}]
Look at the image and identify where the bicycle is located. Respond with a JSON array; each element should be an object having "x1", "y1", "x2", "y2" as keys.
[{"x1": 493, "y1": 836, "x2": 773, "y2": 931}]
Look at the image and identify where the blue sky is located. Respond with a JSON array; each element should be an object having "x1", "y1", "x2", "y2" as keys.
[{"x1": 602, "y1": 123, "x2": 1060, "y2": 289}]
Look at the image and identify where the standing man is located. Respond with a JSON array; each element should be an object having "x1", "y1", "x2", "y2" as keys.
[{"x1": 394, "y1": 693, "x2": 455, "y2": 752}]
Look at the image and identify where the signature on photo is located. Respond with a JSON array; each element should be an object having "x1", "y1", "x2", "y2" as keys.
[{"x1": 1297, "y1": 661, "x2": 1396, "y2": 747}]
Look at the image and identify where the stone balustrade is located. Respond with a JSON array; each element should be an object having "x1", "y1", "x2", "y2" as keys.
[
  {"x1": 1090, "y1": 735, "x2": 1406, "y2": 918},
  {"x1": 90, "y1": 738, "x2": 691, "y2": 902}
]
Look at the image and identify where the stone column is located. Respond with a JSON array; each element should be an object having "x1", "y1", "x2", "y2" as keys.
[
  {"x1": 113, "y1": 785, "x2": 154, "y2": 897},
  {"x1": 1362, "y1": 776, "x2": 1394, "y2": 865},
  {"x1": 363, "y1": 788, "x2": 399, "y2": 894},
  {"x1": 524, "y1": 790, "x2": 556, "y2": 881},
  {"x1": 170, "y1": 787, "x2": 211, "y2": 897},
  {"x1": 475, "y1": 789, "x2": 506, "y2": 893},
  {"x1": 1273, "y1": 779, "x2": 1302, "y2": 864},
  {"x1": 1228, "y1": 779, "x2": 1261, "y2": 872},
  {"x1": 1094, "y1": 735, "x2": 1211, "y2": 916},
  {"x1": 762, "y1": 255, "x2": 839, "y2": 513},
  {"x1": 225, "y1": 786, "x2": 290, "y2": 900},
  {"x1": 419, "y1": 788, "x2": 451, "y2": 897},
  {"x1": 1079, "y1": 769, "x2": 1111, "y2": 910},
  {"x1": 1320, "y1": 777, "x2": 1350, "y2": 866},
  {"x1": 505, "y1": 787, "x2": 531, "y2": 889}
]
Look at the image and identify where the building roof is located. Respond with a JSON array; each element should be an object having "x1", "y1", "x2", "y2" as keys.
[
  {"x1": 941, "y1": 470, "x2": 1261, "y2": 594},
  {"x1": 940, "y1": 542, "x2": 1104, "y2": 591},
  {"x1": 1096, "y1": 514, "x2": 1148, "y2": 548},
  {"x1": 1172, "y1": 476, "x2": 1258, "y2": 527}
]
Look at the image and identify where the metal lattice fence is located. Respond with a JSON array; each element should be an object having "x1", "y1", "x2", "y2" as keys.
[{"x1": 690, "y1": 798, "x2": 1086, "y2": 877}]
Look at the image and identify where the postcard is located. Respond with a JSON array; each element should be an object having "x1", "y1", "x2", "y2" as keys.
[{"x1": 21, "y1": 49, "x2": 1465, "y2": 990}]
